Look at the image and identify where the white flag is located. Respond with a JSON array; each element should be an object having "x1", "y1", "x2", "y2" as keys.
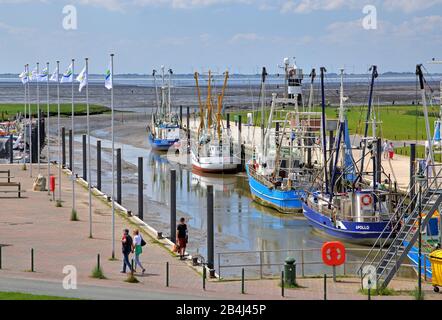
[
  {"x1": 50, "y1": 68, "x2": 59, "y2": 82},
  {"x1": 76, "y1": 66, "x2": 88, "y2": 92},
  {"x1": 105, "y1": 62, "x2": 112, "y2": 90},
  {"x1": 19, "y1": 68, "x2": 29, "y2": 84},
  {"x1": 61, "y1": 63, "x2": 73, "y2": 83}
]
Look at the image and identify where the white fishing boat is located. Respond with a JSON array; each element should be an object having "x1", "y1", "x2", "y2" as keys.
[
  {"x1": 191, "y1": 70, "x2": 240, "y2": 174},
  {"x1": 147, "y1": 66, "x2": 180, "y2": 151}
]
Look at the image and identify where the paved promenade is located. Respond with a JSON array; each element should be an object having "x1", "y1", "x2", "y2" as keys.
[{"x1": 0, "y1": 164, "x2": 439, "y2": 300}]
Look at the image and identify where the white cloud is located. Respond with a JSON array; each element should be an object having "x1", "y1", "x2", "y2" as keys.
[
  {"x1": 230, "y1": 32, "x2": 263, "y2": 43},
  {"x1": 383, "y1": 0, "x2": 442, "y2": 13},
  {"x1": 280, "y1": 0, "x2": 442, "y2": 14}
]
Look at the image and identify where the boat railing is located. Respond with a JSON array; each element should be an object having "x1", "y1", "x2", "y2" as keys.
[{"x1": 217, "y1": 247, "x2": 428, "y2": 280}]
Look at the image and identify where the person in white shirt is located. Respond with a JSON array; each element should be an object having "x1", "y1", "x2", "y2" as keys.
[{"x1": 132, "y1": 229, "x2": 146, "y2": 275}]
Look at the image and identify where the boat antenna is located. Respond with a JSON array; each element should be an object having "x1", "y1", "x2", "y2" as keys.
[{"x1": 320, "y1": 67, "x2": 329, "y2": 194}]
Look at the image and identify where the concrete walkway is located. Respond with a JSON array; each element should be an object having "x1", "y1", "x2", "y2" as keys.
[{"x1": 0, "y1": 164, "x2": 440, "y2": 300}]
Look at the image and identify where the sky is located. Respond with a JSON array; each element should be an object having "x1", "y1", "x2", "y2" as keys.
[{"x1": 0, "y1": 0, "x2": 442, "y2": 74}]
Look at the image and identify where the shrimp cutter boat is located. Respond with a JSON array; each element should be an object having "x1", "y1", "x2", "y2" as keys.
[
  {"x1": 191, "y1": 70, "x2": 240, "y2": 174},
  {"x1": 302, "y1": 67, "x2": 400, "y2": 245},
  {"x1": 147, "y1": 67, "x2": 180, "y2": 151},
  {"x1": 247, "y1": 59, "x2": 324, "y2": 214}
]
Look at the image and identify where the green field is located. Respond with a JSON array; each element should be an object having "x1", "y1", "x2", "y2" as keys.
[
  {"x1": 0, "y1": 291, "x2": 80, "y2": 300},
  {"x1": 231, "y1": 105, "x2": 440, "y2": 141},
  {"x1": 395, "y1": 145, "x2": 442, "y2": 161},
  {"x1": 0, "y1": 103, "x2": 110, "y2": 121}
]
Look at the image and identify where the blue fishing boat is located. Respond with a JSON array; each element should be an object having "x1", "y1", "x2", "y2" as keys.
[
  {"x1": 303, "y1": 66, "x2": 400, "y2": 245},
  {"x1": 147, "y1": 66, "x2": 180, "y2": 151},
  {"x1": 246, "y1": 163, "x2": 306, "y2": 213},
  {"x1": 247, "y1": 59, "x2": 323, "y2": 214}
]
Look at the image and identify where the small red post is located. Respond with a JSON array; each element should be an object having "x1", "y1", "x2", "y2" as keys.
[{"x1": 50, "y1": 175, "x2": 56, "y2": 200}]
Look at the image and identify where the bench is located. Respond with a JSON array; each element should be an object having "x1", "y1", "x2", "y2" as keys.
[
  {"x1": 0, "y1": 182, "x2": 22, "y2": 198},
  {"x1": 0, "y1": 170, "x2": 13, "y2": 183}
]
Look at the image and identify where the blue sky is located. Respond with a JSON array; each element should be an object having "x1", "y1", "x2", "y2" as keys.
[{"x1": 1, "y1": 0, "x2": 442, "y2": 74}]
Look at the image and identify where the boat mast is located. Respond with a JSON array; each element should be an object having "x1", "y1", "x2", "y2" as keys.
[
  {"x1": 416, "y1": 64, "x2": 436, "y2": 174},
  {"x1": 260, "y1": 67, "x2": 267, "y2": 156},
  {"x1": 161, "y1": 65, "x2": 166, "y2": 116},
  {"x1": 207, "y1": 70, "x2": 212, "y2": 132},
  {"x1": 308, "y1": 69, "x2": 316, "y2": 123},
  {"x1": 357, "y1": 65, "x2": 378, "y2": 185},
  {"x1": 152, "y1": 69, "x2": 160, "y2": 114},
  {"x1": 216, "y1": 71, "x2": 229, "y2": 141},
  {"x1": 320, "y1": 67, "x2": 329, "y2": 194},
  {"x1": 168, "y1": 68, "x2": 173, "y2": 115},
  {"x1": 194, "y1": 72, "x2": 204, "y2": 135},
  {"x1": 328, "y1": 69, "x2": 345, "y2": 205}
]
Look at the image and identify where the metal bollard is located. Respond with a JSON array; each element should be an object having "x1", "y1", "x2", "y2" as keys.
[
  {"x1": 31, "y1": 248, "x2": 34, "y2": 272},
  {"x1": 281, "y1": 271, "x2": 285, "y2": 297},
  {"x1": 166, "y1": 262, "x2": 169, "y2": 287},
  {"x1": 61, "y1": 127, "x2": 66, "y2": 168},
  {"x1": 97, "y1": 140, "x2": 102, "y2": 190},
  {"x1": 138, "y1": 157, "x2": 144, "y2": 221},
  {"x1": 203, "y1": 266, "x2": 206, "y2": 291},
  {"x1": 241, "y1": 268, "x2": 245, "y2": 294},
  {"x1": 97, "y1": 254, "x2": 100, "y2": 270},
  {"x1": 170, "y1": 170, "x2": 177, "y2": 243},
  {"x1": 324, "y1": 274, "x2": 327, "y2": 300},
  {"x1": 0, "y1": 246, "x2": 2, "y2": 269}
]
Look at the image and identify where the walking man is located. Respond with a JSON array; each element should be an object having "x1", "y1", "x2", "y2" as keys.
[{"x1": 121, "y1": 229, "x2": 133, "y2": 273}]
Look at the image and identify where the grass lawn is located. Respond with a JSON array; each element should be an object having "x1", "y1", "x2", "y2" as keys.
[
  {"x1": 395, "y1": 145, "x2": 442, "y2": 161},
  {"x1": 0, "y1": 291, "x2": 80, "y2": 300},
  {"x1": 230, "y1": 105, "x2": 440, "y2": 141},
  {"x1": 0, "y1": 103, "x2": 110, "y2": 121}
]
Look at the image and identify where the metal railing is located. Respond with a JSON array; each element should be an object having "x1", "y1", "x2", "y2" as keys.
[{"x1": 217, "y1": 247, "x2": 426, "y2": 280}]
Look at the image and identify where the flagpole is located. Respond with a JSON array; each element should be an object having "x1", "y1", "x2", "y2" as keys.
[
  {"x1": 23, "y1": 65, "x2": 27, "y2": 168},
  {"x1": 86, "y1": 57, "x2": 92, "y2": 239},
  {"x1": 46, "y1": 62, "x2": 51, "y2": 194},
  {"x1": 37, "y1": 62, "x2": 40, "y2": 174},
  {"x1": 27, "y1": 64, "x2": 33, "y2": 178},
  {"x1": 111, "y1": 53, "x2": 115, "y2": 259},
  {"x1": 71, "y1": 59, "x2": 76, "y2": 215},
  {"x1": 57, "y1": 61, "x2": 61, "y2": 202}
]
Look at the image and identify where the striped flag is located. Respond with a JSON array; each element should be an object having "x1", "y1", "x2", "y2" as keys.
[
  {"x1": 61, "y1": 63, "x2": 73, "y2": 83},
  {"x1": 105, "y1": 62, "x2": 112, "y2": 90}
]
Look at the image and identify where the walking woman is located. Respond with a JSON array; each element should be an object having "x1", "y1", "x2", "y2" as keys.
[
  {"x1": 132, "y1": 229, "x2": 146, "y2": 274},
  {"x1": 176, "y1": 217, "x2": 188, "y2": 260}
]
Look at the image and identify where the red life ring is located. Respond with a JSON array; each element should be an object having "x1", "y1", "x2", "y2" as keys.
[{"x1": 361, "y1": 195, "x2": 372, "y2": 206}]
